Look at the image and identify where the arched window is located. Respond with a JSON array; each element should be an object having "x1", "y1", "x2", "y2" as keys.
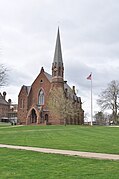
[{"x1": 38, "y1": 90, "x2": 44, "y2": 105}]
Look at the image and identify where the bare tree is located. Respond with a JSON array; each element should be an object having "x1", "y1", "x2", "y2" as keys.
[
  {"x1": 97, "y1": 80, "x2": 119, "y2": 123},
  {"x1": 94, "y1": 111, "x2": 108, "y2": 125},
  {"x1": 0, "y1": 64, "x2": 8, "y2": 87}
]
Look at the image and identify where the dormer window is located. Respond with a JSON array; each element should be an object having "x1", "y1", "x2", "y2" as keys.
[{"x1": 38, "y1": 89, "x2": 44, "y2": 105}]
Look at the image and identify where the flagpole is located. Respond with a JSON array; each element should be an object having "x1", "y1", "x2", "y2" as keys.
[
  {"x1": 90, "y1": 73, "x2": 93, "y2": 126},
  {"x1": 87, "y1": 72, "x2": 93, "y2": 126}
]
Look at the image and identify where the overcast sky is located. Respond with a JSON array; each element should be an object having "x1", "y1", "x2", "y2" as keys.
[{"x1": 0, "y1": 0, "x2": 119, "y2": 118}]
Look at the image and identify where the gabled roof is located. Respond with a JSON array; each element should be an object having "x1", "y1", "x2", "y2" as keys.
[
  {"x1": 21, "y1": 71, "x2": 79, "y2": 101},
  {"x1": 0, "y1": 93, "x2": 9, "y2": 105},
  {"x1": 21, "y1": 85, "x2": 31, "y2": 96}
]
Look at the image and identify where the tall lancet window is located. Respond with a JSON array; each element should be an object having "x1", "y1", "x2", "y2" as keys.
[{"x1": 38, "y1": 89, "x2": 44, "y2": 105}]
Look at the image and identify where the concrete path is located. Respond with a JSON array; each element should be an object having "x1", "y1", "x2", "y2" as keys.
[{"x1": 0, "y1": 144, "x2": 119, "y2": 160}]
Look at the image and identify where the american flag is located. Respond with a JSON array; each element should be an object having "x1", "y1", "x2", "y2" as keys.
[{"x1": 87, "y1": 73, "x2": 92, "y2": 80}]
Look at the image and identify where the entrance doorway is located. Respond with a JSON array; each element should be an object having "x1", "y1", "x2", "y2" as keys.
[{"x1": 31, "y1": 109, "x2": 37, "y2": 123}]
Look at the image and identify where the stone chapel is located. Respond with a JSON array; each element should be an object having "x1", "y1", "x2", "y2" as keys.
[{"x1": 18, "y1": 28, "x2": 84, "y2": 125}]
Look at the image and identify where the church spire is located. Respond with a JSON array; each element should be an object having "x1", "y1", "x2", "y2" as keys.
[
  {"x1": 51, "y1": 28, "x2": 64, "y2": 88},
  {"x1": 53, "y1": 27, "x2": 63, "y2": 64}
]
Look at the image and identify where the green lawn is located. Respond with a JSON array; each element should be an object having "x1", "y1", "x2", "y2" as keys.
[
  {"x1": 0, "y1": 125, "x2": 119, "y2": 154},
  {"x1": 0, "y1": 148, "x2": 119, "y2": 179},
  {"x1": 0, "y1": 125, "x2": 119, "y2": 179}
]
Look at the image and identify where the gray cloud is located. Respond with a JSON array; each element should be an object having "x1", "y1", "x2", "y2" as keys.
[{"x1": 0, "y1": 0, "x2": 119, "y2": 118}]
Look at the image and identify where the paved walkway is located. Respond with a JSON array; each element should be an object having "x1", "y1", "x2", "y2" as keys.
[{"x1": 0, "y1": 144, "x2": 119, "y2": 160}]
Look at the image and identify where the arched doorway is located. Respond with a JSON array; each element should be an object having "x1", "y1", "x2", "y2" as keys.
[{"x1": 31, "y1": 109, "x2": 37, "y2": 123}]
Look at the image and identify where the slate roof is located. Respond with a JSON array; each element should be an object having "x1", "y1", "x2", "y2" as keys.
[
  {"x1": 26, "y1": 86, "x2": 31, "y2": 95},
  {"x1": 44, "y1": 72, "x2": 52, "y2": 82}
]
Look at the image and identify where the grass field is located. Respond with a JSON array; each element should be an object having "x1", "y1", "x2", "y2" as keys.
[
  {"x1": 0, "y1": 124, "x2": 119, "y2": 178},
  {"x1": 0, "y1": 125, "x2": 119, "y2": 154},
  {"x1": 0, "y1": 148, "x2": 119, "y2": 179}
]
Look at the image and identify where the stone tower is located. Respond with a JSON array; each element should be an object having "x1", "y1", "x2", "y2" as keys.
[{"x1": 51, "y1": 28, "x2": 64, "y2": 88}]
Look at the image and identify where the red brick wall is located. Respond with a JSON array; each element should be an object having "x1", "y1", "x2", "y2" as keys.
[
  {"x1": 18, "y1": 86, "x2": 29, "y2": 123},
  {"x1": 18, "y1": 71, "x2": 51, "y2": 123},
  {"x1": 29, "y1": 72, "x2": 51, "y2": 109},
  {"x1": 0, "y1": 104, "x2": 10, "y2": 119}
]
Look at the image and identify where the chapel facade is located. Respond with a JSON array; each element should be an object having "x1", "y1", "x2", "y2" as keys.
[{"x1": 18, "y1": 29, "x2": 84, "y2": 125}]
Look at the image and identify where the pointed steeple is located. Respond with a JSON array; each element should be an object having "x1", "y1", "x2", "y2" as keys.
[
  {"x1": 51, "y1": 28, "x2": 64, "y2": 88},
  {"x1": 53, "y1": 27, "x2": 63, "y2": 64}
]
